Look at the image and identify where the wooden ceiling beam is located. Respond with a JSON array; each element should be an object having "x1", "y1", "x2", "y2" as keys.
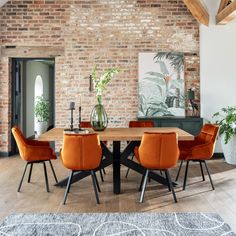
[
  {"x1": 217, "y1": 0, "x2": 236, "y2": 25},
  {"x1": 218, "y1": 0, "x2": 230, "y2": 13},
  {"x1": 183, "y1": 0, "x2": 209, "y2": 26}
]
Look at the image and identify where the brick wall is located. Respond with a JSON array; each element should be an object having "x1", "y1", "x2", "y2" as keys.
[{"x1": 0, "y1": 0, "x2": 199, "y2": 153}]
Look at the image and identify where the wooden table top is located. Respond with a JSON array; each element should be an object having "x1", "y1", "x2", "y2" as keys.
[{"x1": 38, "y1": 127, "x2": 194, "y2": 142}]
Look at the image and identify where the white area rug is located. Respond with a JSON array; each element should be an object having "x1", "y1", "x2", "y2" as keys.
[{"x1": 0, "y1": 213, "x2": 235, "y2": 235}]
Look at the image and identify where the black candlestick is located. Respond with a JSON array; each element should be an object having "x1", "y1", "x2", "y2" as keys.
[
  {"x1": 78, "y1": 106, "x2": 82, "y2": 130},
  {"x1": 70, "y1": 108, "x2": 75, "y2": 130}
]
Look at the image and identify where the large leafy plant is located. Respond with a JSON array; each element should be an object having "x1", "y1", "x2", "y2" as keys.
[
  {"x1": 91, "y1": 66, "x2": 120, "y2": 104},
  {"x1": 35, "y1": 96, "x2": 50, "y2": 122},
  {"x1": 213, "y1": 106, "x2": 236, "y2": 144}
]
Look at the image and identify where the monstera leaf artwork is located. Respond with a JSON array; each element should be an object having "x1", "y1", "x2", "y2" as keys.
[{"x1": 138, "y1": 52, "x2": 185, "y2": 117}]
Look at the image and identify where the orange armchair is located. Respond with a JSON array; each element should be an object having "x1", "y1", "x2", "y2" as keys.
[
  {"x1": 12, "y1": 126, "x2": 58, "y2": 192},
  {"x1": 129, "y1": 120, "x2": 155, "y2": 128},
  {"x1": 125, "y1": 120, "x2": 155, "y2": 178},
  {"x1": 135, "y1": 132, "x2": 179, "y2": 203},
  {"x1": 60, "y1": 133, "x2": 102, "y2": 204},
  {"x1": 80, "y1": 121, "x2": 106, "y2": 182},
  {"x1": 175, "y1": 124, "x2": 219, "y2": 190}
]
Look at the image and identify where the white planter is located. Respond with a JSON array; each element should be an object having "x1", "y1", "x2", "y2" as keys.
[
  {"x1": 35, "y1": 121, "x2": 48, "y2": 136},
  {"x1": 221, "y1": 135, "x2": 236, "y2": 165}
]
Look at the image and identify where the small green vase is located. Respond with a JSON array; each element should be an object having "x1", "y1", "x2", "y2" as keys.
[{"x1": 90, "y1": 103, "x2": 108, "y2": 131}]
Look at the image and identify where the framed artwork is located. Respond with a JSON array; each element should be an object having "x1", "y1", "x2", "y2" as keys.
[{"x1": 138, "y1": 52, "x2": 185, "y2": 117}]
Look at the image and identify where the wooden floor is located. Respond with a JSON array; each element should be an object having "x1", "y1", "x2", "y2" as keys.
[{"x1": 1, "y1": 156, "x2": 236, "y2": 231}]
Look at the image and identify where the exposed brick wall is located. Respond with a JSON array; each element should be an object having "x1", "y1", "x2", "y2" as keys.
[
  {"x1": 0, "y1": 0, "x2": 200, "y2": 153},
  {"x1": 0, "y1": 57, "x2": 11, "y2": 153}
]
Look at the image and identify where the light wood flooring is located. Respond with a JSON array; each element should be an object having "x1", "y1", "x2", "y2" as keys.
[{"x1": 0, "y1": 156, "x2": 236, "y2": 231}]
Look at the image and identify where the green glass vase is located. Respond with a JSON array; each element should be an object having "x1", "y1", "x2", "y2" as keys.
[{"x1": 90, "y1": 103, "x2": 108, "y2": 131}]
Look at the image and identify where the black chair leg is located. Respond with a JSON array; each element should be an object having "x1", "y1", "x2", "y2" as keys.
[
  {"x1": 183, "y1": 160, "x2": 189, "y2": 190},
  {"x1": 166, "y1": 170, "x2": 177, "y2": 203},
  {"x1": 165, "y1": 170, "x2": 171, "y2": 192},
  {"x1": 91, "y1": 170, "x2": 100, "y2": 204},
  {"x1": 175, "y1": 160, "x2": 183, "y2": 181},
  {"x1": 138, "y1": 174, "x2": 145, "y2": 192},
  {"x1": 125, "y1": 155, "x2": 134, "y2": 178},
  {"x1": 63, "y1": 171, "x2": 74, "y2": 205},
  {"x1": 67, "y1": 171, "x2": 74, "y2": 194},
  {"x1": 49, "y1": 160, "x2": 58, "y2": 183},
  {"x1": 140, "y1": 169, "x2": 149, "y2": 203},
  {"x1": 43, "y1": 162, "x2": 49, "y2": 192},
  {"x1": 94, "y1": 171, "x2": 101, "y2": 193},
  {"x1": 203, "y1": 161, "x2": 215, "y2": 190},
  {"x1": 18, "y1": 163, "x2": 28, "y2": 192},
  {"x1": 99, "y1": 169, "x2": 104, "y2": 182},
  {"x1": 27, "y1": 163, "x2": 33, "y2": 183},
  {"x1": 102, "y1": 167, "x2": 106, "y2": 175},
  {"x1": 199, "y1": 161, "x2": 205, "y2": 181}
]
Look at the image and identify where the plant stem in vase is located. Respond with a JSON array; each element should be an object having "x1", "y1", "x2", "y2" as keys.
[{"x1": 90, "y1": 66, "x2": 120, "y2": 131}]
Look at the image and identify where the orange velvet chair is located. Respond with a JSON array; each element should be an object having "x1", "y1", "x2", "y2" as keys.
[
  {"x1": 175, "y1": 124, "x2": 219, "y2": 190},
  {"x1": 129, "y1": 120, "x2": 155, "y2": 128},
  {"x1": 135, "y1": 132, "x2": 179, "y2": 203},
  {"x1": 80, "y1": 121, "x2": 106, "y2": 181},
  {"x1": 12, "y1": 126, "x2": 58, "y2": 192},
  {"x1": 60, "y1": 133, "x2": 102, "y2": 204},
  {"x1": 125, "y1": 120, "x2": 155, "y2": 178}
]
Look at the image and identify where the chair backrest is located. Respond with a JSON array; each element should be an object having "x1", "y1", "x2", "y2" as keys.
[
  {"x1": 138, "y1": 132, "x2": 179, "y2": 170},
  {"x1": 11, "y1": 126, "x2": 28, "y2": 161},
  {"x1": 196, "y1": 124, "x2": 219, "y2": 144},
  {"x1": 61, "y1": 133, "x2": 102, "y2": 171},
  {"x1": 80, "y1": 121, "x2": 92, "y2": 128},
  {"x1": 193, "y1": 124, "x2": 219, "y2": 158},
  {"x1": 129, "y1": 120, "x2": 155, "y2": 128}
]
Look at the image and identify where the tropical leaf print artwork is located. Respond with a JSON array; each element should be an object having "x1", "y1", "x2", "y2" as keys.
[{"x1": 138, "y1": 52, "x2": 185, "y2": 117}]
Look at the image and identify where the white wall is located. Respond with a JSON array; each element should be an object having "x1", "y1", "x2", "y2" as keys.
[
  {"x1": 26, "y1": 61, "x2": 50, "y2": 137},
  {"x1": 200, "y1": 0, "x2": 236, "y2": 152},
  {"x1": 0, "y1": 0, "x2": 8, "y2": 7}
]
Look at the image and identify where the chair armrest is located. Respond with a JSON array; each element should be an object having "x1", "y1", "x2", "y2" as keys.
[
  {"x1": 26, "y1": 139, "x2": 50, "y2": 147},
  {"x1": 178, "y1": 139, "x2": 205, "y2": 150},
  {"x1": 24, "y1": 145, "x2": 55, "y2": 162},
  {"x1": 191, "y1": 142, "x2": 214, "y2": 160}
]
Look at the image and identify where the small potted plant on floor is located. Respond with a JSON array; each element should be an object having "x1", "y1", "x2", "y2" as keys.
[
  {"x1": 35, "y1": 96, "x2": 50, "y2": 135},
  {"x1": 213, "y1": 106, "x2": 236, "y2": 165}
]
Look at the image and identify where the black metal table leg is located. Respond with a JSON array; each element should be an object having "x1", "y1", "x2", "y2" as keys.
[{"x1": 113, "y1": 141, "x2": 121, "y2": 194}]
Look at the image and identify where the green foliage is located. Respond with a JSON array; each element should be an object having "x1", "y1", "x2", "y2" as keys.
[
  {"x1": 212, "y1": 106, "x2": 236, "y2": 144},
  {"x1": 91, "y1": 66, "x2": 120, "y2": 104},
  {"x1": 35, "y1": 96, "x2": 50, "y2": 122},
  {"x1": 154, "y1": 52, "x2": 184, "y2": 72}
]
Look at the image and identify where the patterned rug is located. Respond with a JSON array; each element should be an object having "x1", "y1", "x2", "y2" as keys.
[{"x1": 0, "y1": 213, "x2": 235, "y2": 236}]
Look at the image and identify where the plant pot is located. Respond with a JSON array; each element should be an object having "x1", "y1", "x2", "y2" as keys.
[
  {"x1": 90, "y1": 104, "x2": 108, "y2": 131},
  {"x1": 35, "y1": 121, "x2": 48, "y2": 136},
  {"x1": 221, "y1": 135, "x2": 236, "y2": 165}
]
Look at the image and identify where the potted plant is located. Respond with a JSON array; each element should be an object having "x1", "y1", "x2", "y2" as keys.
[
  {"x1": 213, "y1": 106, "x2": 236, "y2": 164},
  {"x1": 35, "y1": 96, "x2": 50, "y2": 135},
  {"x1": 90, "y1": 66, "x2": 120, "y2": 131}
]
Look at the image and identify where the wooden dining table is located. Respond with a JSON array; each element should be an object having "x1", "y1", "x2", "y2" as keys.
[{"x1": 39, "y1": 127, "x2": 194, "y2": 194}]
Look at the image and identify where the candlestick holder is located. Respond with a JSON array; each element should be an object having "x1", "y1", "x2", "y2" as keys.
[
  {"x1": 78, "y1": 106, "x2": 84, "y2": 131},
  {"x1": 69, "y1": 107, "x2": 75, "y2": 131}
]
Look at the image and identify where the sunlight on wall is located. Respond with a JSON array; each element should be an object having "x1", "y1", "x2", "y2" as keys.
[{"x1": 34, "y1": 75, "x2": 43, "y2": 133}]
